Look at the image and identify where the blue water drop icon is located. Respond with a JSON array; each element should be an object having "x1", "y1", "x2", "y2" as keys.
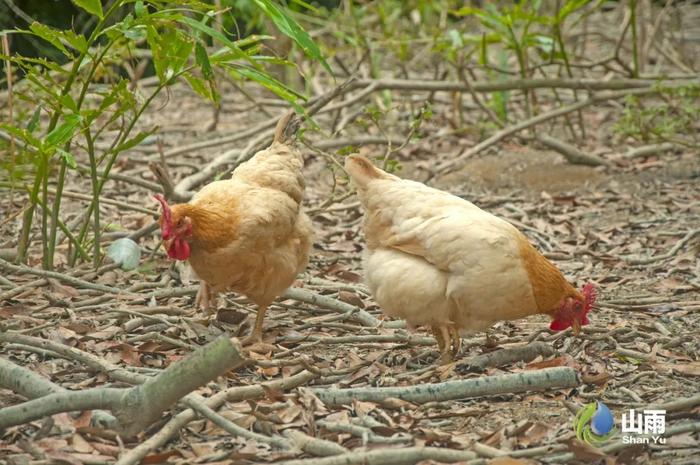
[{"x1": 591, "y1": 402, "x2": 614, "y2": 435}]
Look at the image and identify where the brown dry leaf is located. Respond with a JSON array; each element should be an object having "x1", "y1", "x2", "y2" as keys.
[
  {"x1": 191, "y1": 442, "x2": 217, "y2": 457},
  {"x1": 70, "y1": 433, "x2": 93, "y2": 453},
  {"x1": 323, "y1": 410, "x2": 350, "y2": 424},
  {"x1": 581, "y1": 370, "x2": 612, "y2": 385},
  {"x1": 481, "y1": 427, "x2": 505, "y2": 447},
  {"x1": 142, "y1": 450, "x2": 183, "y2": 464},
  {"x1": 118, "y1": 343, "x2": 142, "y2": 367},
  {"x1": 379, "y1": 397, "x2": 415, "y2": 410},
  {"x1": 615, "y1": 444, "x2": 647, "y2": 465},
  {"x1": 517, "y1": 422, "x2": 551, "y2": 447},
  {"x1": 526, "y1": 355, "x2": 580, "y2": 370},
  {"x1": 669, "y1": 362, "x2": 700, "y2": 376},
  {"x1": 567, "y1": 438, "x2": 613, "y2": 463},
  {"x1": 338, "y1": 290, "x2": 365, "y2": 308},
  {"x1": 44, "y1": 452, "x2": 83, "y2": 465},
  {"x1": 277, "y1": 403, "x2": 304, "y2": 424},
  {"x1": 216, "y1": 308, "x2": 248, "y2": 325},
  {"x1": 487, "y1": 458, "x2": 539, "y2": 465},
  {"x1": 352, "y1": 399, "x2": 377, "y2": 418},
  {"x1": 297, "y1": 387, "x2": 329, "y2": 416},
  {"x1": 72, "y1": 411, "x2": 92, "y2": 429},
  {"x1": 48, "y1": 278, "x2": 79, "y2": 298}
]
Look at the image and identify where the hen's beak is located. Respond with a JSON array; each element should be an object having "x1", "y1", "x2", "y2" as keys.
[
  {"x1": 571, "y1": 319, "x2": 582, "y2": 336},
  {"x1": 162, "y1": 237, "x2": 173, "y2": 252}
]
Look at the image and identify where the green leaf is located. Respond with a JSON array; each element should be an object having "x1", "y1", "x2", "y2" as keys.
[
  {"x1": 45, "y1": 114, "x2": 81, "y2": 148},
  {"x1": 179, "y1": 16, "x2": 252, "y2": 65},
  {"x1": 251, "y1": 0, "x2": 332, "y2": 75},
  {"x1": 28, "y1": 22, "x2": 88, "y2": 54},
  {"x1": 289, "y1": 0, "x2": 320, "y2": 14},
  {"x1": 29, "y1": 23, "x2": 69, "y2": 55},
  {"x1": 107, "y1": 238, "x2": 141, "y2": 271},
  {"x1": 195, "y1": 42, "x2": 214, "y2": 80},
  {"x1": 184, "y1": 72, "x2": 214, "y2": 102},
  {"x1": 0, "y1": 124, "x2": 42, "y2": 148},
  {"x1": 72, "y1": 0, "x2": 104, "y2": 19},
  {"x1": 230, "y1": 66, "x2": 305, "y2": 112},
  {"x1": 26, "y1": 107, "x2": 43, "y2": 133},
  {"x1": 134, "y1": 0, "x2": 146, "y2": 17},
  {"x1": 56, "y1": 148, "x2": 78, "y2": 169},
  {"x1": 113, "y1": 130, "x2": 155, "y2": 153}
]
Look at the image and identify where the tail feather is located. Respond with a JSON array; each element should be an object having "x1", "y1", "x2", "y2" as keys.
[
  {"x1": 344, "y1": 154, "x2": 392, "y2": 188},
  {"x1": 273, "y1": 109, "x2": 300, "y2": 144}
]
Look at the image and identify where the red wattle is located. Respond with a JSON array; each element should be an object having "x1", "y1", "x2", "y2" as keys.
[
  {"x1": 168, "y1": 239, "x2": 190, "y2": 260},
  {"x1": 549, "y1": 319, "x2": 570, "y2": 331}
]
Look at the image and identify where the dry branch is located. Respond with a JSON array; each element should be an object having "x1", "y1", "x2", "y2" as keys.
[
  {"x1": 434, "y1": 84, "x2": 695, "y2": 175},
  {"x1": 170, "y1": 77, "x2": 357, "y2": 201},
  {"x1": 0, "y1": 336, "x2": 244, "y2": 435},
  {"x1": 283, "y1": 287, "x2": 380, "y2": 327},
  {"x1": 312, "y1": 367, "x2": 580, "y2": 406},
  {"x1": 624, "y1": 228, "x2": 700, "y2": 265},
  {"x1": 282, "y1": 429, "x2": 349, "y2": 456},
  {"x1": 0, "y1": 357, "x2": 64, "y2": 399},
  {"x1": 274, "y1": 446, "x2": 477, "y2": 465},
  {"x1": 350, "y1": 77, "x2": 699, "y2": 93},
  {"x1": 459, "y1": 342, "x2": 556, "y2": 371},
  {"x1": 0, "y1": 258, "x2": 129, "y2": 298},
  {"x1": 114, "y1": 370, "x2": 317, "y2": 465},
  {"x1": 624, "y1": 142, "x2": 677, "y2": 158},
  {"x1": 537, "y1": 135, "x2": 610, "y2": 166}
]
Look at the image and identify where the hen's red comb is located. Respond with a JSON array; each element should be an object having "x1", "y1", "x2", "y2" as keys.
[{"x1": 154, "y1": 194, "x2": 172, "y2": 235}]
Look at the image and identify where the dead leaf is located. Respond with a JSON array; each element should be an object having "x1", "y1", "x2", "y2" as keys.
[
  {"x1": 566, "y1": 439, "x2": 613, "y2": 463},
  {"x1": 70, "y1": 434, "x2": 93, "y2": 453},
  {"x1": 669, "y1": 362, "x2": 700, "y2": 376},
  {"x1": 526, "y1": 355, "x2": 580, "y2": 370},
  {"x1": 487, "y1": 458, "x2": 539, "y2": 465}
]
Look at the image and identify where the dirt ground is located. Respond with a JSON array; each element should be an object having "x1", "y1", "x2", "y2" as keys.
[{"x1": 1, "y1": 80, "x2": 699, "y2": 464}]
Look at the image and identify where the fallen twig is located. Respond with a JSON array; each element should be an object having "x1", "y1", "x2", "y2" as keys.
[
  {"x1": 114, "y1": 370, "x2": 317, "y2": 465},
  {"x1": 537, "y1": 134, "x2": 610, "y2": 166},
  {"x1": 0, "y1": 258, "x2": 130, "y2": 298},
  {"x1": 312, "y1": 367, "x2": 580, "y2": 406},
  {"x1": 0, "y1": 336, "x2": 245, "y2": 435},
  {"x1": 283, "y1": 287, "x2": 380, "y2": 327},
  {"x1": 459, "y1": 342, "x2": 556, "y2": 371},
  {"x1": 273, "y1": 446, "x2": 477, "y2": 465},
  {"x1": 434, "y1": 85, "x2": 689, "y2": 176},
  {"x1": 624, "y1": 142, "x2": 677, "y2": 158},
  {"x1": 624, "y1": 228, "x2": 700, "y2": 265}
]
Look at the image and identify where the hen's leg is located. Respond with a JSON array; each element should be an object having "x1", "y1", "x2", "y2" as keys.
[
  {"x1": 242, "y1": 305, "x2": 268, "y2": 346},
  {"x1": 431, "y1": 325, "x2": 446, "y2": 353},
  {"x1": 195, "y1": 282, "x2": 217, "y2": 315},
  {"x1": 436, "y1": 326, "x2": 453, "y2": 365},
  {"x1": 449, "y1": 326, "x2": 462, "y2": 359}
]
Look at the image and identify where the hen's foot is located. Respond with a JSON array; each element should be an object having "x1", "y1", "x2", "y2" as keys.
[{"x1": 240, "y1": 331, "x2": 263, "y2": 346}]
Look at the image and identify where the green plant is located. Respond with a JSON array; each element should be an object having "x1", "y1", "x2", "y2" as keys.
[
  {"x1": 614, "y1": 85, "x2": 700, "y2": 147},
  {"x1": 1, "y1": 0, "x2": 329, "y2": 270}
]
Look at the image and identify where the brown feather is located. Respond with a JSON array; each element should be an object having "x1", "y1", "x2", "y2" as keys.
[{"x1": 515, "y1": 232, "x2": 581, "y2": 314}]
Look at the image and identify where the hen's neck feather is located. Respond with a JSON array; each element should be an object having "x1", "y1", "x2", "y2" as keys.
[
  {"x1": 172, "y1": 203, "x2": 236, "y2": 253},
  {"x1": 515, "y1": 232, "x2": 580, "y2": 315}
]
